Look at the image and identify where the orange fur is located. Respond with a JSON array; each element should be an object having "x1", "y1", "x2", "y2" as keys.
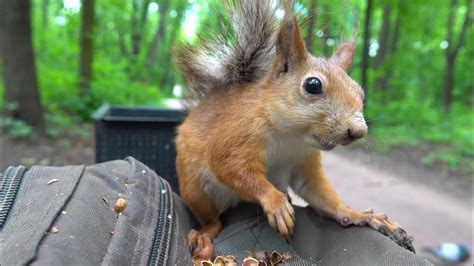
[{"x1": 174, "y1": 1, "x2": 403, "y2": 260}]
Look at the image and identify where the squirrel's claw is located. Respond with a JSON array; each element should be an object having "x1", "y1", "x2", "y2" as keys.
[
  {"x1": 262, "y1": 190, "x2": 295, "y2": 239},
  {"x1": 336, "y1": 207, "x2": 416, "y2": 253}
]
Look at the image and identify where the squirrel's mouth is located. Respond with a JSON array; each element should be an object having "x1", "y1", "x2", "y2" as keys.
[{"x1": 313, "y1": 135, "x2": 337, "y2": 151}]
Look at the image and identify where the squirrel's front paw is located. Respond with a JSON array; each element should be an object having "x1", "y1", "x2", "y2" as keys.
[
  {"x1": 337, "y1": 207, "x2": 415, "y2": 253},
  {"x1": 337, "y1": 208, "x2": 391, "y2": 229},
  {"x1": 260, "y1": 189, "x2": 295, "y2": 239}
]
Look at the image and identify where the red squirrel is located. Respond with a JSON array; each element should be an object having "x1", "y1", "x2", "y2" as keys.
[{"x1": 174, "y1": 0, "x2": 413, "y2": 260}]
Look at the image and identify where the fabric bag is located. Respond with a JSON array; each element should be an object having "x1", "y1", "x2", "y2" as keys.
[{"x1": 0, "y1": 157, "x2": 432, "y2": 265}]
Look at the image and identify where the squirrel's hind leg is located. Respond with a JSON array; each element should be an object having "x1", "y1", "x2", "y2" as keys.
[
  {"x1": 176, "y1": 144, "x2": 222, "y2": 260},
  {"x1": 179, "y1": 170, "x2": 222, "y2": 260},
  {"x1": 182, "y1": 187, "x2": 222, "y2": 260},
  {"x1": 186, "y1": 220, "x2": 222, "y2": 261}
]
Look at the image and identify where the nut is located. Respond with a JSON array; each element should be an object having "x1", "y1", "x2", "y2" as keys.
[{"x1": 114, "y1": 197, "x2": 126, "y2": 213}]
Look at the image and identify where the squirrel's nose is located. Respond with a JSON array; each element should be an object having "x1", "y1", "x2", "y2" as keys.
[
  {"x1": 347, "y1": 125, "x2": 367, "y2": 140},
  {"x1": 347, "y1": 111, "x2": 367, "y2": 140}
]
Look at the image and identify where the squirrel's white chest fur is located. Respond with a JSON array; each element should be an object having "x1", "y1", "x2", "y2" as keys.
[
  {"x1": 265, "y1": 132, "x2": 311, "y2": 191},
  {"x1": 203, "y1": 132, "x2": 311, "y2": 213}
]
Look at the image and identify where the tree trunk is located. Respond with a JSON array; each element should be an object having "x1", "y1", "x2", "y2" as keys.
[
  {"x1": 442, "y1": 55, "x2": 455, "y2": 109},
  {"x1": 158, "y1": 1, "x2": 187, "y2": 89},
  {"x1": 305, "y1": 0, "x2": 317, "y2": 54},
  {"x1": 131, "y1": 0, "x2": 139, "y2": 56},
  {"x1": 131, "y1": 0, "x2": 151, "y2": 57},
  {"x1": 146, "y1": 0, "x2": 169, "y2": 67},
  {"x1": 390, "y1": 10, "x2": 401, "y2": 54},
  {"x1": 381, "y1": 8, "x2": 402, "y2": 94},
  {"x1": 374, "y1": 4, "x2": 392, "y2": 91},
  {"x1": 118, "y1": 28, "x2": 128, "y2": 56},
  {"x1": 41, "y1": 0, "x2": 49, "y2": 28},
  {"x1": 442, "y1": 0, "x2": 471, "y2": 111},
  {"x1": 0, "y1": 0, "x2": 45, "y2": 133},
  {"x1": 78, "y1": 0, "x2": 95, "y2": 97},
  {"x1": 374, "y1": 4, "x2": 391, "y2": 67},
  {"x1": 140, "y1": 0, "x2": 151, "y2": 25},
  {"x1": 322, "y1": 18, "x2": 331, "y2": 56},
  {"x1": 361, "y1": 0, "x2": 373, "y2": 91}
]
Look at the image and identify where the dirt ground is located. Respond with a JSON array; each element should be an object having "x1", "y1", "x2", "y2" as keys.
[
  {"x1": 335, "y1": 144, "x2": 472, "y2": 203},
  {"x1": 0, "y1": 126, "x2": 95, "y2": 171},
  {"x1": 323, "y1": 150, "x2": 473, "y2": 266}
]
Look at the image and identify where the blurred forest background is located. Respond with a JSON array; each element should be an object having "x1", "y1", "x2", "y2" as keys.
[{"x1": 0, "y1": 0, "x2": 473, "y2": 175}]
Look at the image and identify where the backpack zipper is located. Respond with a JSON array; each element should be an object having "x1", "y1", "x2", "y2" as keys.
[
  {"x1": 0, "y1": 166, "x2": 27, "y2": 229},
  {"x1": 147, "y1": 177, "x2": 174, "y2": 265}
]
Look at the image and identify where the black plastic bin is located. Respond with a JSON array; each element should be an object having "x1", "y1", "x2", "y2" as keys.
[{"x1": 93, "y1": 104, "x2": 186, "y2": 192}]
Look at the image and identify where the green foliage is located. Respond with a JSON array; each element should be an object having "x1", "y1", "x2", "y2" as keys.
[
  {"x1": 366, "y1": 90, "x2": 473, "y2": 171},
  {"x1": 32, "y1": 0, "x2": 180, "y2": 120},
  {"x1": 20, "y1": 0, "x2": 473, "y2": 172},
  {"x1": 91, "y1": 55, "x2": 163, "y2": 105},
  {"x1": 313, "y1": 0, "x2": 473, "y2": 171},
  {"x1": 1, "y1": 118, "x2": 34, "y2": 138},
  {"x1": 0, "y1": 102, "x2": 34, "y2": 138}
]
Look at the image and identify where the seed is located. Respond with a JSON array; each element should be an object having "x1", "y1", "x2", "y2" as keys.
[
  {"x1": 47, "y1": 179, "x2": 59, "y2": 185},
  {"x1": 114, "y1": 197, "x2": 126, "y2": 213}
]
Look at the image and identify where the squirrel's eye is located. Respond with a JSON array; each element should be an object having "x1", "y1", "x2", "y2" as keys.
[{"x1": 304, "y1": 77, "x2": 323, "y2": 95}]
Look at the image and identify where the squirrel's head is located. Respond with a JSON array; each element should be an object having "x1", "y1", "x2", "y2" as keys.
[{"x1": 265, "y1": 16, "x2": 367, "y2": 151}]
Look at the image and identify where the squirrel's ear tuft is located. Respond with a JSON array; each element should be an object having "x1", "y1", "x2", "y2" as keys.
[
  {"x1": 330, "y1": 43, "x2": 356, "y2": 71},
  {"x1": 274, "y1": 15, "x2": 307, "y2": 75}
]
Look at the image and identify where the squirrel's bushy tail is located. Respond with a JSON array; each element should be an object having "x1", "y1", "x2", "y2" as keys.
[{"x1": 174, "y1": 0, "x2": 284, "y2": 102}]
